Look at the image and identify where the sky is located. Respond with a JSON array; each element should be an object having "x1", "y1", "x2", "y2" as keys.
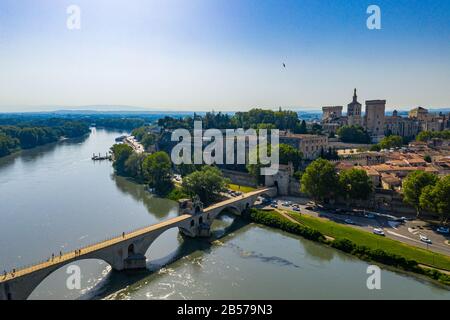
[{"x1": 0, "y1": 0, "x2": 449, "y2": 112}]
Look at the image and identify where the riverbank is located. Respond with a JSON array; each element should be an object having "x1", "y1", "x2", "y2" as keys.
[{"x1": 248, "y1": 208, "x2": 450, "y2": 286}]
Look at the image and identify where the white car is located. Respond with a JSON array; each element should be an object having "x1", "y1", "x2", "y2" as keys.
[
  {"x1": 436, "y1": 226, "x2": 450, "y2": 234},
  {"x1": 419, "y1": 234, "x2": 432, "y2": 244},
  {"x1": 344, "y1": 219, "x2": 355, "y2": 225},
  {"x1": 373, "y1": 228, "x2": 385, "y2": 236}
]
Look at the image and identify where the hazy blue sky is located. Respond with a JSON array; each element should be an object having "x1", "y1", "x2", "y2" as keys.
[{"x1": 0, "y1": 0, "x2": 449, "y2": 111}]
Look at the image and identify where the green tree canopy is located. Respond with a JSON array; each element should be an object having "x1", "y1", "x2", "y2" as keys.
[
  {"x1": 124, "y1": 152, "x2": 147, "y2": 181},
  {"x1": 416, "y1": 130, "x2": 450, "y2": 142},
  {"x1": 182, "y1": 166, "x2": 229, "y2": 205},
  {"x1": 336, "y1": 125, "x2": 371, "y2": 144},
  {"x1": 379, "y1": 135, "x2": 403, "y2": 149},
  {"x1": 142, "y1": 151, "x2": 173, "y2": 196},
  {"x1": 339, "y1": 168, "x2": 373, "y2": 205},
  {"x1": 300, "y1": 159, "x2": 339, "y2": 203},
  {"x1": 110, "y1": 144, "x2": 134, "y2": 175},
  {"x1": 279, "y1": 143, "x2": 302, "y2": 169},
  {"x1": 420, "y1": 176, "x2": 450, "y2": 224},
  {"x1": 402, "y1": 170, "x2": 438, "y2": 216}
]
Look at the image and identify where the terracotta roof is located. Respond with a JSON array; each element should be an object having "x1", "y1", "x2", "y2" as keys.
[{"x1": 381, "y1": 174, "x2": 401, "y2": 186}]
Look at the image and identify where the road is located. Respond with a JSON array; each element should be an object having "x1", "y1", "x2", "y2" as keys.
[{"x1": 259, "y1": 196, "x2": 450, "y2": 257}]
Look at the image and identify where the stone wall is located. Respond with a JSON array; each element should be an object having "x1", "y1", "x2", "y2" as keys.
[{"x1": 222, "y1": 169, "x2": 257, "y2": 188}]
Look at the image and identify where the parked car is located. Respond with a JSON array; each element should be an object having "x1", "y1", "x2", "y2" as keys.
[
  {"x1": 270, "y1": 203, "x2": 278, "y2": 208},
  {"x1": 293, "y1": 207, "x2": 300, "y2": 212},
  {"x1": 419, "y1": 235, "x2": 432, "y2": 244},
  {"x1": 344, "y1": 219, "x2": 355, "y2": 225},
  {"x1": 364, "y1": 213, "x2": 375, "y2": 219},
  {"x1": 437, "y1": 226, "x2": 450, "y2": 234},
  {"x1": 305, "y1": 206, "x2": 314, "y2": 210},
  {"x1": 373, "y1": 228, "x2": 385, "y2": 236}
]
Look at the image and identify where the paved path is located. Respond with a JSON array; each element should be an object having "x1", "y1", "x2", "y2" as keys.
[{"x1": 204, "y1": 188, "x2": 272, "y2": 212}]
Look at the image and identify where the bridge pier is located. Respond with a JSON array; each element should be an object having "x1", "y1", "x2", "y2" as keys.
[{"x1": 124, "y1": 254, "x2": 147, "y2": 270}]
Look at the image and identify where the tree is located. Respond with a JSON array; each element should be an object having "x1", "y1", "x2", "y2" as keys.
[
  {"x1": 294, "y1": 120, "x2": 307, "y2": 134},
  {"x1": 339, "y1": 168, "x2": 373, "y2": 206},
  {"x1": 370, "y1": 144, "x2": 381, "y2": 151},
  {"x1": 417, "y1": 130, "x2": 450, "y2": 142},
  {"x1": 337, "y1": 125, "x2": 370, "y2": 144},
  {"x1": 110, "y1": 144, "x2": 133, "y2": 175},
  {"x1": 378, "y1": 135, "x2": 403, "y2": 149},
  {"x1": 142, "y1": 151, "x2": 173, "y2": 196},
  {"x1": 402, "y1": 171, "x2": 438, "y2": 217},
  {"x1": 246, "y1": 143, "x2": 272, "y2": 185},
  {"x1": 420, "y1": 176, "x2": 450, "y2": 224},
  {"x1": 279, "y1": 143, "x2": 302, "y2": 169},
  {"x1": 300, "y1": 159, "x2": 339, "y2": 203},
  {"x1": 182, "y1": 166, "x2": 229, "y2": 205},
  {"x1": 124, "y1": 152, "x2": 146, "y2": 180}
]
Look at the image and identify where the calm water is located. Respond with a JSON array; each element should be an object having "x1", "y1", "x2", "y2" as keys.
[{"x1": 0, "y1": 129, "x2": 448, "y2": 299}]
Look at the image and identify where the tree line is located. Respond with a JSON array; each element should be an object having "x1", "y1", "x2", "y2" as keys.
[
  {"x1": 402, "y1": 171, "x2": 449, "y2": 223},
  {"x1": 416, "y1": 129, "x2": 450, "y2": 142},
  {"x1": 0, "y1": 120, "x2": 90, "y2": 157},
  {"x1": 300, "y1": 159, "x2": 373, "y2": 205},
  {"x1": 157, "y1": 109, "x2": 323, "y2": 134}
]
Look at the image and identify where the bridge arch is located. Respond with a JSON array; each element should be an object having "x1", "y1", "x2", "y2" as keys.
[
  {"x1": 14, "y1": 257, "x2": 114, "y2": 301},
  {"x1": 142, "y1": 226, "x2": 187, "y2": 267}
]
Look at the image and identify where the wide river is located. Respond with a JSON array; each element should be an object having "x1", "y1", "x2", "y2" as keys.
[{"x1": 0, "y1": 129, "x2": 448, "y2": 299}]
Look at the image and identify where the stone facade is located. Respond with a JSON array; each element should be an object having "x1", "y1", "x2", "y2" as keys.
[
  {"x1": 347, "y1": 88, "x2": 362, "y2": 126},
  {"x1": 384, "y1": 110, "x2": 420, "y2": 139},
  {"x1": 364, "y1": 99, "x2": 386, "y2": 142},
  {"x1": 279, "y1": 132, "x2": 328, "y2": 160}
]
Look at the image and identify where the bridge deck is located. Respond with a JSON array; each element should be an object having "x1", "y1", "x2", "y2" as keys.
[
  {"x1": 203, "y1": 188, "x2": 272, "y2": 212},
  {"x1": 0, "y1": 214, "x2": 192, "y2": 283}
]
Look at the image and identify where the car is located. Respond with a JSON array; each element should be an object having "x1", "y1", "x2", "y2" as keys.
[
  {"x1": 282, "y1": 201, "x2": 291, "y2": 206},
  {"x1": 344, "y1": 219, "x2": 355, "y2": 225},
  {"x1": 270, "y1": 203, "x2": 278, "y2": 208},
  {"x1": 292, "y1": 207, "x2": 300, "y2": 212},
  {"x1": 365, "y1": 213, "x2": 375, "y2": 219},
  {"x1": 305, "y1": 206, "x2": 314, "y2": 210},
  {"x1": 373, "y1": 228, "x2": 385, "y2": 236},
  {"x1": 437, "y1": 226, "x2": 450, "y2": 234},
  {"x1": 419, "y1": 235, "x2": 432, "y2": 244}
]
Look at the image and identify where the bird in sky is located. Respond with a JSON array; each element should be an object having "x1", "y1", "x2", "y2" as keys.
[{"x1": 282, "y1": 63, "x2": 286, "y2": 68}]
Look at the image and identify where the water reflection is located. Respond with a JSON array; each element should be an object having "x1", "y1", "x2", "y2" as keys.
[{"x1": 112, "y1": 175, "x2": 176, "y2": 219}]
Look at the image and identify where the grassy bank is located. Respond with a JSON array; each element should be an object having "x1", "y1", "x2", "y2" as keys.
[{"x1": 249, "y1": 208, "x2": 450, "y2": 286}]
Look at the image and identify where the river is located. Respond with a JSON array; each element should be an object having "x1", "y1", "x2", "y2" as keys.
[{"x1": 0, "y1": 128, "x2": 448, "y2": 299}]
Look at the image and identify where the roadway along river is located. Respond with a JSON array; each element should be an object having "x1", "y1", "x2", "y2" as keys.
[{"x1": 0, "y1": 128, "x2": 449, "y2": 299}]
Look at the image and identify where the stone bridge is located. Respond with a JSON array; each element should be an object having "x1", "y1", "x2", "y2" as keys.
[{"x1": 0, "y1": 187, "x2": 277, "y2": 300}]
